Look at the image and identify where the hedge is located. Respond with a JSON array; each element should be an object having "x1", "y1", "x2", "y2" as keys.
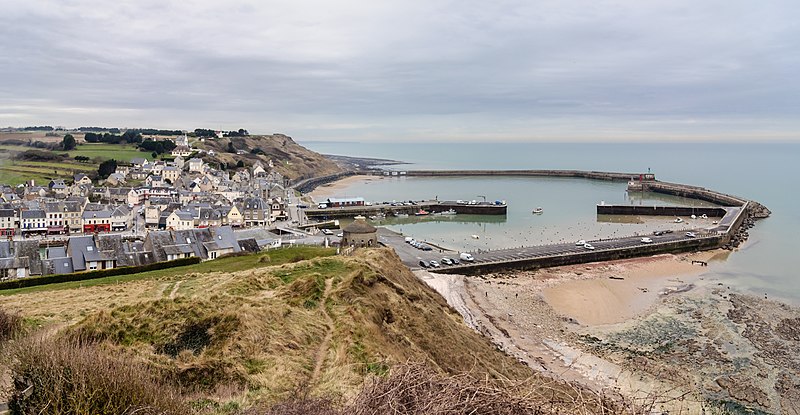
[{"x1": 0, "y1": 257, "x2": 201, "y2": 291}]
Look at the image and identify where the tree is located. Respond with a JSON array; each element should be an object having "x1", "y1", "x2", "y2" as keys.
[
  {"x1": 236, "y1": 160, "x2": 245, "y2": 168},
  {"x1": 97, "y1": 159, "x2": 117, "y2": 179},
  {"x1": 151, "y1": 151, "x2": 158, "y2": 159},
  {"x1": 227, "y1": 141, "x2": 236, "y2": 153},
  {"x1": 61, "y1": 134, "x2": 76, "y2": 151},
  {"x1": 74, "y1": 155, "x2": 90, "y2": 163}
]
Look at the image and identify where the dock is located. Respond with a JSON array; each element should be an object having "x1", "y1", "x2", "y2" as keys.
[{"x1": 304, "y1": 200, "x2": 507, "y2": 219}]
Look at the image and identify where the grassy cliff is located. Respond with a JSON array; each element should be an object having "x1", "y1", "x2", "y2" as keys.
[{"x1": 2, "y1": 248, "x2": 616, "y2": 413}]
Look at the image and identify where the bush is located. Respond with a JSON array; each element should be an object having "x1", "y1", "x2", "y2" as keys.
[
  {"x1": 8, "y1": 337, "x2": 188, "y2": 414},
  {"x1": 0, "y1": 308, "x2": 23, "y2": 342}
]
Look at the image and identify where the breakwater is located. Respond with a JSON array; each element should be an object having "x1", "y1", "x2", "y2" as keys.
[
  {"x1": 305, "y1": 200, "x2": 507, "y2": 219},
  {"x1": 435, "y1": 235, "x2": 724, "y2": 276}
]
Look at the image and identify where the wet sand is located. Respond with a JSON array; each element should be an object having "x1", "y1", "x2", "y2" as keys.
[{"x1": 308, "y1": 175, "x2": 381, "y2": 202}]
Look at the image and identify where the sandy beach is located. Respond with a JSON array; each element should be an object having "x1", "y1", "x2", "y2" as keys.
[{"x1": 307, "y1": 175, "x2": 381, "y2": 202}]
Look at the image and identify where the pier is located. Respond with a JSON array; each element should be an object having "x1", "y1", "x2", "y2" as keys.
[{"x1": 304, "y1": 200, "x2": 507, "y2": 219}]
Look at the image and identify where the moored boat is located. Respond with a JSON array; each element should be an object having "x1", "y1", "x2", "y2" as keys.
[{"x1": 532, "y1": 207, "x2": 543, "y2": 214}]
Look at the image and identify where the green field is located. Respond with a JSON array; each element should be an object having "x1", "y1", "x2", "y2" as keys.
[
  {"x1": 57, "y1": 143, "x2": 147, "y2": 162},
  {"x1": 0, "y1": 246, "x2": 336, "y2": 296},
  {"x1": 0, "y1": 159, "x2": 98, "y2": 186}
]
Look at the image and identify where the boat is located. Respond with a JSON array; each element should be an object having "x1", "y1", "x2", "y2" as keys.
[
  {"x1": 394, "y1": 212, "x2": 409, "y2": 218},
  {"x1": 471, "y1": 234, "x2": 480, "y2": 239},
  {"x1": 435, "y1": 209, "x2": 457, "y2": 216},
  {"x1": 414, "y1": 209, "x2": 429, "y2": 216},
  {"x1": 532, "y1": 207, "x2": 544, "y2": 214},
  {"x1": 674, "y1": 217, "x2": 683, "y2": 223}
]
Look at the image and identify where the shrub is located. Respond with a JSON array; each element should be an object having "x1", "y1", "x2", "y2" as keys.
[
  {"x1": 0, "y1": 308, "x2": 23, "y2": 342},
  {"x1": 7, "y1": 337, "x2": 188, "y2": 414}
]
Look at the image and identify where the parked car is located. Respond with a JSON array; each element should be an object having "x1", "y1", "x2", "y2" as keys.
[
  {"x1": 429, "y1": 260, "x2": 440, "y2": 267},
  {"x1": 459, "y1": 252, "x2": 475, "y2": 262},
  {"x1": 419, "y1": 260, "x2": 430, "y2": 268},
  {"x1": 421, "y1": 245, "x2": 433, "y2": 251},
  {"x1": 441, "y1": 257, "x2": 453, "y2": 265},
  {"x1": 451, "y1": 258, "x2": 460, "y2": 265},
  {"x1": 641, "y1": 237, "x2": 653, "y2": 243},
  {"x1": 685, "y1": 232, "x2": 697, "y2": 238},
  {"x1": 575, "y1": 240, "x2": 586, "y2": 246},
  {"x1": 336, "y1": 233, "x2": 343, "y2": 237},
  {"x1": 583, "y1": 243, "x2": 595, "y2": 250}
]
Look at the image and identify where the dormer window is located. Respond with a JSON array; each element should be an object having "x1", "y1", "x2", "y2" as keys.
[
  {"x1": 86, "y1": 246, "x2": 93, "y2": 251},
  {"x1": 186, "y1": 238, "x2": 191, "y2": 243}
]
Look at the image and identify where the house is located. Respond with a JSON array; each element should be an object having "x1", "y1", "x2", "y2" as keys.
[
  {"x1": 20, "y1": 209, "x2": 47, "y2": 234},
  {"x1": 166, "y1": 210, "x2": 194, "y2": 231},
  {"x1": 82, "y1": 209, "x2": 112, "y2": 233},
  {"x1": 0, "y1": 209, "x2": 17, "y2": 236},
  {"x1": 188, "y1": 158, "x2": 204, "y2": 172},
  {"x1": 238, "y1": 197, "x2": 268, "y2": 227},
  {"x1": 44, "y1": 202, "x2": 68, "y2": 235},
  {"x1": 42, "y1": 246, "x2": 75, "y2": 275},
  {"x1": 110, "y1": 205, "x2": 132, "y2": 232},
  {"x1": 73, "y1": 173, "x2": 92, "y2": 186},
  {"x1": 0, "y1": 240, "x2": 43, "y2": 277},
  {"x1": 162, "y1": 166, "x2": 181, "y2": 184},
  {"x1": 48, "y1": 179, "x2": 69, "y2": 196},
  {"x1": 127, "y1": 188, "x2": 142, "y2": 206},
  {"x1": 96, "y1": 234, "x2": 154, "y2": 267},
  {"x1": 63, "y1": 201, "x2": 83, "y2": 234},
  {"x1": 171, "y1": 146, "x2": 192, "y2": 157},
  {"x1": 105, "y1": 173, "x2": 127, "y2": 186},
  {"x1": 269, "y1": 197, "x2": 287, "y2": 222},
  {"x1": 130, "y1": 158, "x2": 149, "y2": 169},
  {"x1": 252, "y1": 161, "x2": 266, "y2": 177},
  {"x1": 194, "y1": 207, "x2": 222, "y2": 228},
  {"x1": 219, "y1": 205, "x2": 242, "y2": 227},
  {"x1": 173, "y1": 155, "x2": 185, "y2": 170},
  {"x1": 66, "y1": 235, "x2": 116, "y2": 271}
]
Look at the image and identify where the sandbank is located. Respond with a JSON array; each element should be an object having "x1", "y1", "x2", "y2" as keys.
[{"x1": 307, "y1": 175, "x2": 380, "y2": 202}]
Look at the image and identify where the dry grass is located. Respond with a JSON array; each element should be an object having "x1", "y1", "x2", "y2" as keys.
[
  {"x1": 0, "y1": 307, "x2": 23, "y2": 342},
  {"x1": 6, "y1": 336, "x2": 188, "y2": 414}
]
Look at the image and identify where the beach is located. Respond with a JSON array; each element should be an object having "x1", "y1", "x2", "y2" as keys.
[
  {"x1": 416, "y1": 249, "x2": 800, "y2": 413},
  {"x1": 307, "y1": 174, "x2": 381, "y2": 202}
]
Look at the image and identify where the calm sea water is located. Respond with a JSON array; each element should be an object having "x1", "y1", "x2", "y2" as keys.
[{"x1": 302, "y1": 141, "x2": 800, "y2": 302}]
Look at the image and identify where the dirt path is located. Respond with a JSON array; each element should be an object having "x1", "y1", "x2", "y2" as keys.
[
  {"x1": 309, "y1": 278, "x2": 334, "y2": 387},
  {"x1": 168, "y1": 281, "x2": 183, "y2": 299}
]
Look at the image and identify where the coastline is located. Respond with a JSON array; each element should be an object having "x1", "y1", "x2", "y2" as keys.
[
  {"x1": 416, "y1": 250, "x2": 800, "y2": 413},
  {"x1": 307, "y1": 174, "x2": 381, "y2": 202}
]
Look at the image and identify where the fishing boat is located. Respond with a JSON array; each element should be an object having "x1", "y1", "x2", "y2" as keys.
[
  {"x1": 435, "y1": 209, "x2": 457, "y2": 216},
  {"x1": 532, "y1": 207, "x2": 544, "y2": 214},
  {"x1": 414, "y1": 209, "x2": 430, "y2": 216}
]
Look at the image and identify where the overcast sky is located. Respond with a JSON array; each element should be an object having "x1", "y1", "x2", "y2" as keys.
[{"x1": 1, "y1": 1, "x2": 798, "y2": 142}]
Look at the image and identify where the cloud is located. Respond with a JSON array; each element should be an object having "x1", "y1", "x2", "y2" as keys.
[{"x1": 1, "y1": 0, "x2": 798, "y2": 141}]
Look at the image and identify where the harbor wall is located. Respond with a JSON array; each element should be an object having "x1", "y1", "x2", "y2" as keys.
[
  {"x1": 596, "y1": 205, "x2": 727, "y2": 217},
  {"x1": 402, "y1": 169, "x2": 641, "y2": 181},
  {"x1": 437, "y1": 235, "x2": 724, "y2": 276}
]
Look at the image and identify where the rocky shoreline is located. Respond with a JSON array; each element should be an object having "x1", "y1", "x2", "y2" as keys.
[{"x1": 417, "y1": 254, "x2": 800, "y2": 414}]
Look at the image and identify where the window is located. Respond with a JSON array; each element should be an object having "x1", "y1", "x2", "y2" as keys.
[{"x1": 86, "y1": 246, "x2": 93, "y2": 252}]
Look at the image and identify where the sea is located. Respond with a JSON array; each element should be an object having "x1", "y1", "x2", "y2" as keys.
[{"x1": 301, "y1": 141, "x2": 800, "y2": 303}]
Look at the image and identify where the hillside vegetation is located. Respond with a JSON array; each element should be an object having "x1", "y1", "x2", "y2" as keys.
[
  {"x1": 1, "y1": 248, "x2": 618, "y2": 414},
  {"x1": 197, "y1": 134, "x2": 341, "y2": 181}
]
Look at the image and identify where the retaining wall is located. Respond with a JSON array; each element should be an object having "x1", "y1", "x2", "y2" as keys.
[
  {"x1": 437, "y1": 236, "x2": 724, "y2": 276},
  {"x1": 596, "y1": 205, "x2": 727, "y2": 217}
]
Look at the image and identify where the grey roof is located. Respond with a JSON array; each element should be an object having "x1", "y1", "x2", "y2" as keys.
[
  {"x1": 0, "y1": 257, "x2": 29, "y2": 271},
  {"x1": 67, "y1": 236, "x2": 113, "y2": 271},
  {"x1": 0, "y1": 209, "x2": 15, "y2": 218},
  {"x1": 21, "y1": 209, "x2": 45, "y2": 219},
  {"x1": 43, "y1": 257, "x2": 74, "y2": 275},
  {"x1": 163, "y1": 244, "x2": 194, "y2": 255},
  {"x1": 83, "y1": 210, "x2": 113, "y2": 220},
  {"x1": 46, "y1": 246, "x2": 67, "y2": 259},
  {"x1": 237, "y1": 238, "x2": 260, "y2": 253},
  {"x1": 209, "y1": 226, "x2": 240, "y2": 252}
]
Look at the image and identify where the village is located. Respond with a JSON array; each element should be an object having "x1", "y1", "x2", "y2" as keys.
[{"x1": 0, "y1": 142, "x2": 303, "y2": 279}]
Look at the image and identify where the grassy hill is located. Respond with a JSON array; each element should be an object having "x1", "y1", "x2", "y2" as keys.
[
  {"x1": 195, "y1": 134, "x2": 341, "y2": 181},
  {"x1": 0, "y1": 247, "x2": 618, "y2": 413}
]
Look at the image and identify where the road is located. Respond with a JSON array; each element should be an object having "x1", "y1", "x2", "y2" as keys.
[{"x1": 378, "y1": 228, "x2": 711, "y2": 271}]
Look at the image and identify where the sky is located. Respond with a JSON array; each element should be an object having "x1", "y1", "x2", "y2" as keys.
[{"x1": 1, "y1": 0, "x2": 799, "y2": 142}]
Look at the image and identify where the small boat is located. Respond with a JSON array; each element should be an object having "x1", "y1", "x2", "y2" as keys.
[
  {"x1": 394, "y1": 213, "x2": 409, "y2": 218},
  {"x1": 701, "y1": 214, "x2": 708, "y2": 219},
  {"x1": 532, "y1": 207, "x2": 543, "y2": 214},
  {"x1": 414, "y1": 209, "x2": 429, "y2": 216},
  {"x1": 435, "y1": 209, "x2": 457, "y2": 216},
  {"x1": 674, "y1": 217, "x2": 683, "y2": 223},
  {"x1": 471, "y1": 234, "x2": 480, "y2": 239}
]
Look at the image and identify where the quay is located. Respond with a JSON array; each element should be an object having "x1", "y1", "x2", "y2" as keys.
[{"x1": 304, "y1": 200, "x2": 507, "y2": 219}]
